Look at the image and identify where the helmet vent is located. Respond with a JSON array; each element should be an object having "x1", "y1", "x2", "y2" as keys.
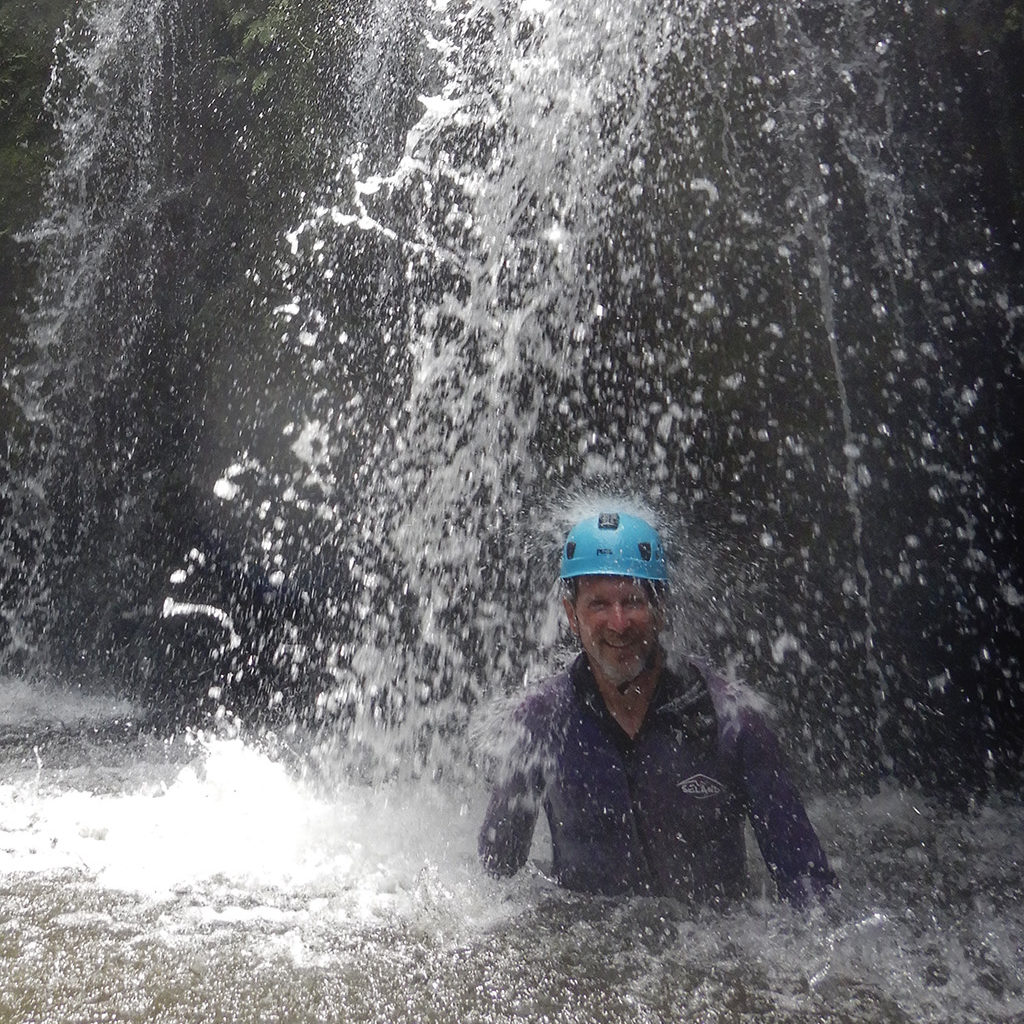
[
  {"x1": 597, "y1": 513, "x2": 619, "y2": 530},
  {"x1": 638, "y1": 542, "x2": 652, "y2": 561},
  {"x1": 565, "y1": 542, "x2": 576, "y2": 559}
]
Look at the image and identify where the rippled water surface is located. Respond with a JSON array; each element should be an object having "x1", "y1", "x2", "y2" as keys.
[{"x1": 2, "y1": 682, "x2": 1022, "y2": 1024}]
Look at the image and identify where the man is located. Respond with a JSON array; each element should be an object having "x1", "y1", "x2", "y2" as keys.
[{"x1": 478, "y1": 511, "x2": 836, "y2": 907}]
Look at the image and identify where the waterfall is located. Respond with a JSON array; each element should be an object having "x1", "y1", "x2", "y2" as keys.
[
  {"x1": 265, "y1": 0, "x2": 1024, "y2": 785},
  {"x1": 3, "y1": 7, "x2": 1024, "y2": 1021},
  {"x1": 2, "y1": 0, "x2": 1022, "y2": 790},
  {"x1": 3, "y1": 0, "x2": 175, "y2": 675}
]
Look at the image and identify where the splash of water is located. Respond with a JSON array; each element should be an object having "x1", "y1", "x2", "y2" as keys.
[
  {"x1": 248, "y1": 0, "x2": 939, "y2": 781},
  {"x1": 225, "y1": 0, "x2": 701, "y2": 779},
  {"x1": 3, "y1": 0, "x2": 1020, "y2": 791}
]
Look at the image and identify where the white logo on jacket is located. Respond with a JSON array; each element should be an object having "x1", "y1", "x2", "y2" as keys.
[{"x1": 678, "y1": 773, "x2": 726, "y2": 799}]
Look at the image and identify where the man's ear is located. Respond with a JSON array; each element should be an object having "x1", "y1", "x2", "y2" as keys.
[{"x1": 563, "y1": 597, "x2": 579, "y2": 637}]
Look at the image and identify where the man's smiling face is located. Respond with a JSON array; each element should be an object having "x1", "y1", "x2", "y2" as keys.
[{"x1": 563, "y1": 575, "x2": 662, "y2": 690}]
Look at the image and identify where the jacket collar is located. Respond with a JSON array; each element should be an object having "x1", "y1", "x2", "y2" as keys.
[{"x1": 568, "y1": 650, "x2": 709, "y2": 727}]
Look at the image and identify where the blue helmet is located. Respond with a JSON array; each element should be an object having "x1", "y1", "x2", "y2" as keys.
[{"x1": 559, "y1": 512, "x2": 668, "y2": 582}]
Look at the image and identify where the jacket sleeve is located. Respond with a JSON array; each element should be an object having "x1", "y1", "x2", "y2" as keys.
[
  {"x1": 477, "y1": 697, "x2": 547, "y2": 878},
  {"x1": 737, "y1": 712, "x2": 838, "y2": 907},
  {"x1": 478, "y1": 762, "x2": 543, "y2": 877}
]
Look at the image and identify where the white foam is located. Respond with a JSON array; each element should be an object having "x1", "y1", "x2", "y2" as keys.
[{"x1": 0, "y1": 732, "x2": 514, "y2": 935}]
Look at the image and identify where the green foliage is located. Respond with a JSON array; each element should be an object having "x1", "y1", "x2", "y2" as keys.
[
  {"x1": 0, "y1": 6, "x2": 63, "y2": 352},
  {"x1": 0, "y1": 9, "x2": 61, "y2": 232},
  {"x1": 212, "y1": 0, "x2": 320, "y2": 99},
  {"x1": 0, "y1": 25, "x2": 28, "y2": 115},
  {"x1": 1005, "y1": 0, "x2": 1024, "y2": 37}
]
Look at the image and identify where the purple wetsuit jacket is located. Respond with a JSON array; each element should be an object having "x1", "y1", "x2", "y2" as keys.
[{"x1": 479, "y1": 654, "x2": 836, "y2": 906}]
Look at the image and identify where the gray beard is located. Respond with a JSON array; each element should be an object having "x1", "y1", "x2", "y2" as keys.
[{"x1": 588, "y1": 646, "x2": 650, "y2": 691}]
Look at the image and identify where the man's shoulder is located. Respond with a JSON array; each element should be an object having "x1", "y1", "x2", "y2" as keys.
[
  {"x1": 476, "y1": 668, "x2": 572, "y2": 768},
  {"x1": 515, "y1": 665, "x2": 575, "y2": 721},
  {"x1": 668, "y1": 656, "x2": 777, "y2": 738},
  {"x1": 479, "y1": 665, "x2": 575, "y2": 765}
]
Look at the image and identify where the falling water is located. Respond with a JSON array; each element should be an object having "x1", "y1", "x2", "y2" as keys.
[
  {"x1": 3, "y1": 0, "x2": 174, "y2": 672},
  {"x1": 2, "y1": 0, "x2": 1023, "y2": 1020},
  {"x1": 228, "y1": 0, "x2": 1024, "y2": 786},
  {"x1": 268, "y1": 0, "x2": 705, "y2": 777}
]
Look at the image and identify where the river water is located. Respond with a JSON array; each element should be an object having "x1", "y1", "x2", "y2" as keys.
[{"x1": 2, "y1": 680, "x2": 1022, "y2": 1024}]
